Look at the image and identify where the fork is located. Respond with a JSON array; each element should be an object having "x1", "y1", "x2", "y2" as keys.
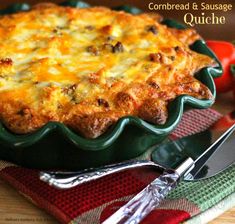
[{"x1": 40, "y1": 160, "x2": 164, "y2": 189}]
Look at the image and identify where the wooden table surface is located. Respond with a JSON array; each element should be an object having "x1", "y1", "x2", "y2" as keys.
[{"x1": 0, "y1": 92, "x2": 234, "y2": 223}]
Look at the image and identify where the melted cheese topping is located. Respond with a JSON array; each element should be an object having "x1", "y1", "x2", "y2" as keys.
[{"x1": 0, "y1": 4, "x2": 215, "y2": 138}]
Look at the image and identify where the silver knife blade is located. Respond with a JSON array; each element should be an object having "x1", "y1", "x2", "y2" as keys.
[
  {"x1": 152, "y1": 123, "x2": 235, "y2": 180},
  {"x1": 192, "y1": 129, "x2": 235, "y2": 180},
  {"x1": 187, "y1": 124, "x2": 235, "y2": 179}
]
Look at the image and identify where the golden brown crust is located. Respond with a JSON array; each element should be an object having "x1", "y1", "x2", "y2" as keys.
[
  {"x1": 66, "y1": 111, "x2": 119, "y2": 139},
  {"x1": 138, "y1": 99, "x2": 168, "y2": 125},
  {"x1": 0, "y1": 4, "x2": 215, "y2": 138},
  {"x1": 0, "y1": 101, "x2": 48, "y2": 133}
]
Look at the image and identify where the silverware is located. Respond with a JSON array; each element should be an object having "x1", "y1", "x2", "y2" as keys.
[
  {"x1": 102, "y1": 124, "x2": 235, "y2": 224},
  {"x1": 40, "y1": 118, "x2": 234, "y2": 188},
  {"x1": 40, "y1": 160, "x2": 164, "y2": 189}
]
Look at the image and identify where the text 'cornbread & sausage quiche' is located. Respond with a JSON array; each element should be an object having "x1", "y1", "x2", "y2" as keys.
[{"x1": 0, "y1": 3, "x2": 216, "y2": 138}]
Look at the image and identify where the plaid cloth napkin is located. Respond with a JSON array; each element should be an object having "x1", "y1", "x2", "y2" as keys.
[{"x1": 0, "y1": 108, "x2": 235, "y2": 224}]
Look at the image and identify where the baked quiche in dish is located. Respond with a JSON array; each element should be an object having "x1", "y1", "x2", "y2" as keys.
[{"x1": 0, "y1": 3, "x2": 215, "y2": 139}]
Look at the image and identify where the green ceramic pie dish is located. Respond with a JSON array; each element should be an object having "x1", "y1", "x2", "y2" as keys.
[{"x1": 0, "y1": 1, "x2": 222, "y2": 170}]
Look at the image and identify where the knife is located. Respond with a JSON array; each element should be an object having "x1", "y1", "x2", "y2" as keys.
[
  {"x1": 151, "y1": 123, "x2": 235, "y2": 180},
  {"x1": 102, "y1": 124, "x2": 235, "y2": 224}
]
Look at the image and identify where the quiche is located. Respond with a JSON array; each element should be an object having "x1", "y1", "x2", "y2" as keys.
[{"x1": 0, "y1": 3, "x2": 215, "y2": 138}]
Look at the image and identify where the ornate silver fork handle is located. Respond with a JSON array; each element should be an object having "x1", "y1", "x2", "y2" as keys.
[{"x1": 40, "y1": 160, "x2": 164, "y2": 189}]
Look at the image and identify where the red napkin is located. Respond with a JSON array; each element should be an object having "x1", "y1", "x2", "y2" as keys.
[{"x1": 0, "y1": 109, "x2": 222, "y2": 224}]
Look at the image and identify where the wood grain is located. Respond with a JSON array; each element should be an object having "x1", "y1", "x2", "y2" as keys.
[
  {"x1": 0, "y1": 178, "x2": 57, "y2": 224},
  {"x1": 210, "y1": 208, "x2": 235, "y2": 224}
]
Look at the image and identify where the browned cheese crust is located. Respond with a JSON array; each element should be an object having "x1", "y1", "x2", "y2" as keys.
[{"x1": 0, "y1": 3, "x2": 215, "y2": 138}]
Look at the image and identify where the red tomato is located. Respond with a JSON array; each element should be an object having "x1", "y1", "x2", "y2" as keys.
[
  {"x1": 211, "y1": 110, "x2": 235, "y2": 131},
  {"x1": 206, "y1": 41, "x2": 235, "y2": 93}
]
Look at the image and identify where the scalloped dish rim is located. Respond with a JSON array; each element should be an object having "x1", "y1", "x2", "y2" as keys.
[{"x1": 0, "y1": 3, "x2": 222, "y2": 151}]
